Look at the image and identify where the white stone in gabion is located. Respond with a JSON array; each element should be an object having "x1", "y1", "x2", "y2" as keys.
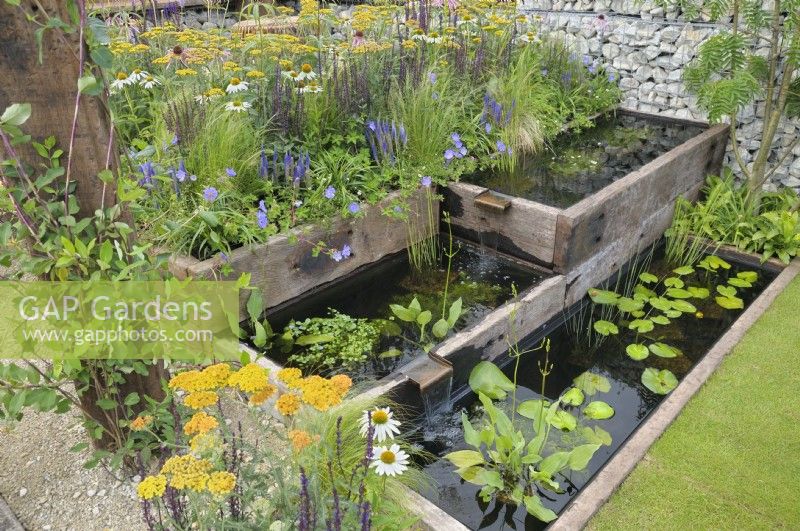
[
  {"x1": 660, "y1": 26, "x2": 681, "y2": 43},
  {"x1": 620, "y1": 77, "x2": 640, "y2": 90},
  {"x1": 602, "y1": 43, "x2": 620, "y2": 58},
  {"x1": 672, "y1": 45, "x2": 695, "y2": 66},
  {"x1": 644, "y1": 45, "x2": 660, "y2": 60},
  {"x1": 633, "y1": 65, "x2": 652, "y2": 82}
]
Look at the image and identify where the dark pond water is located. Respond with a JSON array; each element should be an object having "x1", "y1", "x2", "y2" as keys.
[
  {"x1": 259, "y1": 238, "x2": 547, "y2": 381},
  {"x1": 415, "y1": 253, "x2": 775, "y2": 530},
  {"x1": 467, "y1": 113, "x2": 705, "y2": 208}
]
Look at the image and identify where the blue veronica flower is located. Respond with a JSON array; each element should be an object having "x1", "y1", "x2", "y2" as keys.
[
  {"x1": 485, "y1": 122, "x2": 492, "y2": 133},
  {"x1": 331, "y1": 249, "x2": 344, "y2": 262},
  {"x1": 420, "y1": 176, "x2": 432, "y2": 187},
  {"x1": 324, "y1": 186, "x2": 336, "y2": 199},
  {"x1": 428, "y1": 72, "x2": 437, "y2": 84},
  {"x1": 496, "y1": 140, "x2": 507, "y2": 153},
  {"x1": 226, "y1": 167, "x2": 237, "y2": 177},
  {"x1": 444, "y1": 149, "x2": 455, "y2": 161},
  {"x1": 256, "y1": 209, "x2": 268, "y2": 229},
  {"x1": 348, "y1": 202, "x2": 360, "y2": 214},
  {"x1": 341, "y1": 244, "x2": 352, "y2": 258}
]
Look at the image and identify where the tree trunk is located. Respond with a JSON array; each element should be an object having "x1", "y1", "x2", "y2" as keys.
[{"x1": 1, "y1": 1, "x2": 166, "y2": 451}]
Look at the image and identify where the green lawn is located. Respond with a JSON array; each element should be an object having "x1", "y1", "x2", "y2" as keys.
[{"x1": 589, "y1": 274, "x2": 800, "y2": 531}]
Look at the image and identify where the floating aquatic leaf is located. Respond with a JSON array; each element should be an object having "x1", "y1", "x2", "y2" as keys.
[
  {"x1": 635, "y1": 284, "x2": 657, "y2": 299},
  {"x1": 295, "y1": 333, "x2": 334, "y2": 346},
  {"x1": 737, "y1": 271, "x2": 758, "y2": 282},
  {"x1": 698, "y1": 255, "x2": 731, "y2": 271},
  {"x1": 626, "y1": 343, "x2": 649, "y2": 360},
  {"x1": 664, "y1": 277, "x2": 684, "y2": 288},
  {"x1": 641, "y1": 368, "x2": 679, "y2": 394},
  {"x1": 648, "y1": 342, "x2": 682, "y2": 358},
  {"x1": 573, "y1": 371, "x2": 611, "y2": 396},
  {"x1": 583, "y1": 401, "x2": 615, "y2": 420},
  {"x1": 469, "y1": 361, "x2": 515, "y2": 399},
  {"x1": 518, "y1": 399, "x2": 550, "y2": 426},
  {"x1": 716, "y1": 295, "x2": 744, "y2": 310},
  {"x1": 582, "y1": 426, "x2": 612, "y2": 446},
  {"x1": 672, "y1": 265, "x2": 695, "y2": 275},
  {"x1": 629, "y1": 319, "x2": 655, "y2": 333},
  {"x1": 378, "y1": 348, "x2": 403, "y2": 358},
  {"x1": 561, "y1": 387, "x2": 585, "y2": 406},
  {"x1": 445, "y1": 450, "x2": 485, "y2": 470},
  {"x1": 617, "y1": 297, "x2": 644, "y2": 312},
  {"x1": 716, "y1": 284, "x2": 737, "y2": 297},
  {"x1": 650, "y1": 315, "x2": 670, "y2": 325},
  {"x1": 588, "y1": 289, "x2": 619, "y2": 304},
  {"x1": 727, "y1": 277, "x2": 752, "y2": 288},
  {"x1": 649, "y1": 297, "x2": 673, "y2": 312},
  {"x1": 550, "y1": 410, "x2": 577, "y2": 431},
  {"x1": 593, "y1": 320, "x2": 619, "y2": 336},
  {"x1": 664, "y1": 309, "x2": 683, "y2": 318},
  {"x1": 670, "y1": 299, "x2": 697, "y2": 313},
  {"x1": 687, "y1": 286, "x2": 710, "y2": 299},
  {"x1": 666, "y1": 287, "x2": 693, "y2": 299},
  {"x1": 639, "y1": 272, "x2": 659, "y2": 284},
  {"x1": 567, "y1": 443, "x2": 601, "y2": 471}
]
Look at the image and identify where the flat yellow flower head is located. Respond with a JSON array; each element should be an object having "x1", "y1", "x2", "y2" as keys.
[{"x1": 137, "y1": 475, "x2": 167, "y2": 500}]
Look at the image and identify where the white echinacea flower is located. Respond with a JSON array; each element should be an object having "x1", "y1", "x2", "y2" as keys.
[
  {"x1": 110, "y1": 71, "x2": 133, "y2": 91},
  {"x1": 370, "y1": 444, "x2": 410, "y2": 477},
  {"x1": 140, "y1": 75, "x2": 160, "y2": 89},
  {"x1": 225, "y1": 100, "x2": 251, "y2": 113},
  {"x1": 128, "y1": 68, "x2": 148, "y2": 82},
  {"x1": 226, "y1": 77, "x2": 249, "y2": 94},
  {"x1": 359, "y1": 407, "x2": 401, "y2": 443}
]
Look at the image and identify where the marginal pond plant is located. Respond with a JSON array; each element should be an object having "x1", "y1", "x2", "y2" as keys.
[
  {"x1": 587, "y1": 254, "x2": 759, "y2": 395},
  {"x1": 445, "y1": 328, "x2": 614, "y2": 522}
]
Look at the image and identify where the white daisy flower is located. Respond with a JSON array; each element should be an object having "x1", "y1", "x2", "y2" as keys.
[
  {"x1": 226, "y1": 77, "x2": 249, "y2": 94},
  {"x1": 110, "y1": 71, "x2": 133, "y2": 91},
  {"x1": 128, "y1": 68, "x2": 148, "y2": 82},
  {"x1": 282, "y1": 70, "x2": 301, "y2": 82},
  {"x1": 359, "y1": 407, "x2": 401, "y2": 443},
  {"x1": 297, "y1": 81, "x2": 323, "y2": 94},
  {"x1": 225, "y1": 100, "x2": 251, "y2": 113},
  {"x1": 423, "y1": 33, "x2": 443, "y2": 44},
  {"x1": 297, "y1": 63, "x2": 317, "y2": 81},
  {"x1": 140, "y1": 75, "x2": 160, "y2": 89},
  {"x1": 515, "y1": 32, "x2": 540, "y2": 44},
  {"x1": 370, "y1": 444, "x2": 409, "y2": 477}
]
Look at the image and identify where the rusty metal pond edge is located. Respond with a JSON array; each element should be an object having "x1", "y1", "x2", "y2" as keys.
[{"x1": 550, "y1": 257, "x2": 799, "y2": 531}]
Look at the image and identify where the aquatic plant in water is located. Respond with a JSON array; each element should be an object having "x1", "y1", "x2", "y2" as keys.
[{"x1": 587, "y1": 254, "x2": 759, "y2": 394}]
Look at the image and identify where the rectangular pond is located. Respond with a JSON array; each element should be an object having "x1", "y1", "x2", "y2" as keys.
[
  {"x1": 254, "y1": 237, "x2": 550, "y2": 383},
  {"x1": 467, "y1": 112, "x2": 705, "y2": 209},
  {"x1": 410, "y1": 250, "x2": 777, "y2": 530},
  {"x1": 444, "y1": 109, "x2": 729, "y2": 296}
]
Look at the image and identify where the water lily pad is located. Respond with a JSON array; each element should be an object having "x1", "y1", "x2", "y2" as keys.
[
  {"x1": 629, "y1": 319, "x2": 654, "y2": 333},
  {"x1": 698, "y1": 255, "x2": 731, "y2": 271},
  {"x1": 716, "y1": 295, "x2": 744, "y2": 310},
  {"x1": 717, "y1": 285, "x2": 737, "y2": 298},
  {"x1": 664, "y1": 309, "x2": 683, "y2": 318},
  {"x1": 737, "y1": 271, "x2": 758, "y2": 282},
  {"x1": 687, "y1": 286, "x2": 710, "y2": 299},
  {"x1": 672, "y1": 265, "x2": 695, "y2": 275},
  {"x1": 666, "y1": 288, "x2": 693, "y2": 299},
  {"x1": 727, "y1": 277, "x2": 752, "y2": 288},
  {"x1": 561, "y1": 387, "x2": 585, "y2": 406},
  {"x1": 573, "y1": 371, "x2": 611, "y2": 396},
  {"x1": 648, "y1": 342, "x2": 682, "y2": 358},
  {"x1": 518, "y1": 399, "x2": 549, "y2": 426},
  {"x1": 469, "y1": 361, "x2": 515, "y2": 399},
  {"x1": 583, "y1": 401, "x2": 615, "y2": 420},
  {"x1": 670, "y1": 299, "x2": 697, "y2": 313},
  {"x1": 649, "y1": 297, "x2": 673, "y2": 312},
  {"x1": 639, "y1": 272, "x2": 659, "y2": 284},
  {"x1": 664, "y1": 277, "x2": 684, "y2": 288},
  {"x1": 617, "y1": 297, "x2": 644, "y2": 313},
  {"x1": 582, "y1": 426, "x2": 612, "y2": 446},
  {"x1": 650, "y1": 315, "x2": 671, "y2": 325},
  {"x1": 641, "y1": 367, "x2": 679, "y2": 394},
  {"x1": 635, "y1": 284, "x2": 657, "y2": 299},
  {"x1": 626, "y1": 343, "x2": 649, "y2": 360},
  {"x1": 593, "y1": 320, "x2": 619, "y2": 336},
  {"x1": 588, "y1": 289, "x2": 619, "y2": 304}
]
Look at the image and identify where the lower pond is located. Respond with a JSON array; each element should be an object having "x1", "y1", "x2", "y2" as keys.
[
  {"x1": 258, "y1": 237, "x2": 547, "y2": 381},
  {"x1": 414, "y1": 251, "x2": 775, "y2": 530},
  {"x1": 466, "y1": 112, "x2": 705, "y2": 209}
]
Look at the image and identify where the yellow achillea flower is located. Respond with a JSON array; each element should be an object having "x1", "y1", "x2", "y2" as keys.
[
  {"x1": 297, "y1": 375, "x2": 343, "y2": 411},
  {"x1": 228, "y1": 363, "x2": 269, "y2": 393},
  {"x1": 201, "y1": 363, "x2": 232, "y2": 387},
  {"x1": 276, "y1": 393, "x2": 302, "y2": 416},
  {"x1": 246, "y1": 70, "x2": 266, "y2": 79},
  {"x1": 223, "y1": 60, "x2": 240, "y2": 70},
  {"x1": 137, "y1": 475, "x2": 167, "y2": 500},
  {"x1": 329, "y1": 374, "x2": 352, "y2": 396},
  {"x1": 190, "y1": 433, "x2": 220, "y2": 455},
  {"x1": 175, "y1": 68, "x2": 197, "y2": 76},
  {"x1": 207, "y1": 471, "x2": 236, "y2": 495},
  {"x1": 161, "y1": 454, "x2": 213, "y2": 491},
  {"x1": 130, "y1": 415, "x2": 153, "y2": 431},
  {"x1": 288, "y1": 429, "x2": 314, "y2": 452},
  {"x1": 248, "y1": 383, "x2": 277, "y2": 406},
  {"x1": 184, "y1": 390, "x2": 219, "y2": 410},
  {"x1": 277, "y1": 367, "x2": 303, "y2": 387},
  {"x1": 184, "y1": 411, "x2": 219, "y2": 435}
]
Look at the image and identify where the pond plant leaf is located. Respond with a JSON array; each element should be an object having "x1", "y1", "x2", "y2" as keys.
[
  {"x1": 737, "y1": 271, "x2": 758, "y2": 282},
  {"x1": 593, "y1": 320, "x2": 619, "y2": 336},
  {"x1": 445, "y1": 449, "x2": 485, "y2": 470},
  {"x1": 650, "y1": 315, "x2": 670, "y2": 325},
  {"x1": 523, "y1": 495, "x2": 557, "y2": 523},
  {"x1": 626, "y1": 343, "x2": 650, "y2": 360},
  {"x1": 664, "y1": 277, "x2": 684, "y2": 288},
  {"x1": 638, "y1": 272, "x2": 658, "y2": 284},
  {"x1": 666, "y1": 287, "x2": 693, "y2": 299},
  {"x1": 550, "y1": 410, "x2": 577, "y2": 431},
  {"x1": 670, "y1": 299, "x2": 697, "y2": 313},
  {"x1": 469, "y1": 361, "x2": 515, "y2": 399},
  {"x1": 629, "y1": 319, "x2": 654, "y2": 333},
  {"x1": 727, "y1": 277, "x2": 752, "y2": 288},
  {"x1": 567, "y1": 443, "x2": 601, "y2": 471},
  {"x1": 649, "y1": 297, "x2": 673, "y2": 312},
  {"x1": 617, "y1": 297, "x2": 644, "y2": 313},
  {"x1": 588, "y1": 289, "x2": 619, "y2": 304},
  {"x1": 648, "y1": 342, "x2": 682, "y2": 358},
  {"x1": 687, "y1": 286, "x2": 710, "y2": 299},
  {"x1": 582, "y1": 426, "x2": 613, "y2": 446},
  {"x1": 583, "y1": 401, "x2": 615, "y2": 420},
  {"x1": 561, "y1": 387, "x2": 585, "y2": 406},
  {"x1": 641, "y1": 368, "x2": 679, "y2": 394},
  {"x1": 573, "y1": 371, "x2": 611, "y2": 396},
  {"x1": 716, "y1": 295, "x2": 744, "y2": 310},
  {"x1": 672, "y1": 265, "x2": 695, "y2": 275}
]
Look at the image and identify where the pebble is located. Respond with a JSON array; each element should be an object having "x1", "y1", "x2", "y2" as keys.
[
  {"x1": 19, "y1": 488, "x2": 27, "y2": 497},
  {"x1": 73, "y1": 491, "x2": 81, "y2": 499},
  {"x1": 98, "y1": 489, "x2": 107, "y2": 497},
  {"x1": 88, "y1": 488, "x2": 97, "y2": 497}
]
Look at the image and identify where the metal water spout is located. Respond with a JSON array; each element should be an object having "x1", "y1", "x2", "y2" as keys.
[{"x1": 401, "y1": 352, "x2": 454, "y2": 423}]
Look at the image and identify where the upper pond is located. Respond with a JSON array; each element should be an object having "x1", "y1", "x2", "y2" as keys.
[{"x1": 466, "y1": 112, "x2": 705, "y2": 208}]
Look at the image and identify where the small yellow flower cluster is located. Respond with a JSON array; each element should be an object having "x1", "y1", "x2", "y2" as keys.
[
  {"x1": 184, "y1": 411, "x2": 219, "y2": 435},
  {"x1": 184, "y1": 390, "x2": 219, "y2": 410},
  {"x1": 277, "y1": 367, "x2": 303, "y2": 387},
  {"x1": 130, "y1": 415, "x2": 153, "y2": 432},
  {"x1": 227, "y1": 362, "x2": 269, "y2": 393},
  {"x1": 189, "y1": 432, "x2": 221, "y2": 455},
  {"x1": 248, "y1": 383, "x2": 277, "y2": 406},
  {"x1": 175, "y1": 68, "x2": 198, "y2": 76},
  {"x1": 223, "y1": 60, "x2": 240, "y2": 71},
  {"x1": 276, "y1": 392, "x2": 302, "y2": 416},
  {"x1": 351, "y1": 41, "x2": 393, "y2": 55},
  {"x1": 246, "y1": 70, "x2": 266, "y2": 79},
  {"x1": 161, "y1": 454, "x2": 214, "y2": 491},
  {"x1": 207, "y1": 471, "x2": 237, "y2": 495},
  {"x1": 137, "y1": 474, "x2": 167, "y2": 500},
  {"x1": 110, "y1": 42, "x2": 151, "y2": 55},
  {"x1": 169, "y1": 363, "x2": 231, "y2": 392},
  {"x1": 297, "y1": 375, "x2": 345, "y2": 411}
]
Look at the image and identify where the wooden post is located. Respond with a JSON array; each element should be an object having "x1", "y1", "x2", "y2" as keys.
[{"x1": 0, "y1": 1, "x2": 166, "y2": 451}]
